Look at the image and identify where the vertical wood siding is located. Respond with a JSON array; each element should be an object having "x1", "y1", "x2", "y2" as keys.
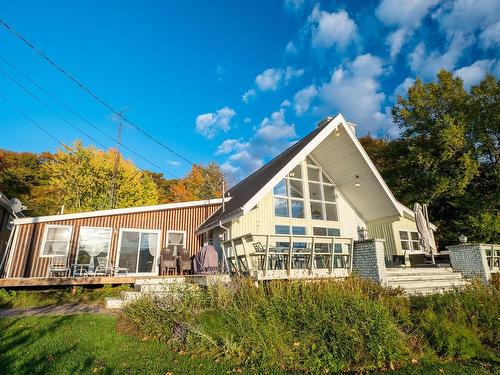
[{"x1": 8, "y1": 204, "x2": 220, "y2": 278}]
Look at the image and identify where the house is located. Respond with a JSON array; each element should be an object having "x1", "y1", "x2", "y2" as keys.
[
  {"x1": 196, "y1": 114, "x2": 431, "y2": 280},
  {"x1": 2, "y1": 199, "x2": 223, "y2": 279},
  {"x1": 1, "y1": 114, "x2": 429, "y2": 282}
]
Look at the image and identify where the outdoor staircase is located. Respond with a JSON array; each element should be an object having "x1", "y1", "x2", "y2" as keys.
[
  {"x1": 385, "y1": 267, "x2": 468, "y2": 295},
  {"x1": 105, "y1": 275, "x2": 230, "y2": 309}
]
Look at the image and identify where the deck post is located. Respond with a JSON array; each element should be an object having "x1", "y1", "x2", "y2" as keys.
[
  {"x1": 264, "y1": 234, "x2": 270, "y2": 276},
  {"x1": 330, "y1": 237, "x2": 335, "y2": 274},
  {"x1": 231, "y1": 239, "x2": 241, "y2": 275},
  {"x1": 310, "y1": 236, "x2": 315, "y2": 273},
  {"x1": 240, "y1": 236, "x2": 251, "y2": 273},
  {"x1": 288, "y1": 235, "x2": 293, "y2": 276}
]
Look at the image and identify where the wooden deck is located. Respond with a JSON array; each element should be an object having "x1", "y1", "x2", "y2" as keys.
[{"x1": 0, "y1": 275, "x2": 175, "y2": 288}]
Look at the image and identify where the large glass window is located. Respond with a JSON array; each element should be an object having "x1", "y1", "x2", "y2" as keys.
[
  {"x1": 273, "y1": 167, "x2": 305, "y2": 218},
  {"x1": 118, "y1": 230, "x2": 159, "y2": 274},
  {"x1": 41, "y1": 225, "x2": 72, "y2": 256},
  {"x1": 307, "y1": 157, "x2": 338, "y2": 221},
  {"x1": 76, "y1": 227, "x2": 112, "y2": 266}
]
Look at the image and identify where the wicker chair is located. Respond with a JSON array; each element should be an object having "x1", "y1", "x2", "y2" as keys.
[
  {"x1": 160, "y1": 248, "x2": 177, "y2": 276},
  {"x1": 177, "y1": 248, "x2": 192, "y2": 275}
]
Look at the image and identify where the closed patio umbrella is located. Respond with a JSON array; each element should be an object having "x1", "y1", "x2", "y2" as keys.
[{"x1": 413, "y1": 203, "x2": 438, "y2": 262}]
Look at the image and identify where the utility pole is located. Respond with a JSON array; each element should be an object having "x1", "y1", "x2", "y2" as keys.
[{"x1": 109, "y1": 113, "x2": 123, "y2": 209}]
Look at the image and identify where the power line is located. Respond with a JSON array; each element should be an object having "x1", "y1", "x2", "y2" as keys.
[
  {"x1": 0, "y1": 18, "x2": 196, "y2": 166},
  {"x1": 0, "y1": 59, "x2": 179, "y2": 178},
  {"x1": 0, "y1": 90, "x2": 68, "y2": 148}
]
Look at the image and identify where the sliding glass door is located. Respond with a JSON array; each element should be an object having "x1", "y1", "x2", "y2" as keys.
[{"x1": 118, "y1": 230, "x2": 160, "y2": 275}]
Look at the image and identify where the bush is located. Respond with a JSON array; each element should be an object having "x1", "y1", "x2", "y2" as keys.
[{"x1": 120, "y1": 277, "x2": 500, "y2": 373}]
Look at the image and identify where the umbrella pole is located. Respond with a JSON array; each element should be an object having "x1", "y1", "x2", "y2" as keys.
[{"x1": 423, "y1": 204, "x2": 435, "y2": 265}]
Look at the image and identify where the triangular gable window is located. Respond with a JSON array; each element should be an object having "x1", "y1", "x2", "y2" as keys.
[{"x1": 273, "y1": 155, "x2": 338, "y2": 221}]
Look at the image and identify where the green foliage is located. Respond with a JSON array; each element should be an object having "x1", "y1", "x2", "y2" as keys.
[
  {"x1": 0, "y1": 285, "x2": 132, "y2": 308},
  {"x1": 120, "y1": 278, "x2": 500, "y2": 373},
  {"x1": 361, "y1": 71, "x2": 499, "y2": 246}
]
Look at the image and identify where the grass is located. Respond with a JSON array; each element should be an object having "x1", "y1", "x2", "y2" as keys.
[
  {"x1": 120, "y1": 277, "x2": 500, "y2": 373},
  {"x1": 0, "y1": 314, "x2": 497, "y2": 375},
  {"x1": 0, "y1": 285, "x2": 132, "y2": 309}
]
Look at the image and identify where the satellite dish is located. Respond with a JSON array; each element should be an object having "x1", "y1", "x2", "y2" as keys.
[{"x1": 10, "y1": 198, "x2": 26, "y2": 213}]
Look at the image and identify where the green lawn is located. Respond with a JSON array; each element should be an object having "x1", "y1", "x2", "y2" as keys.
[{"x1": 0, "y1": 314, "x2": 497, "y2": 375}]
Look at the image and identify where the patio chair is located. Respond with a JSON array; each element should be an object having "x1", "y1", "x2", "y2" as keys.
[
  {"x1": 160, "y1": 248, "x2": 177, "y2": 276},
  {"x1": 94, "y1": 256, "x2": 110, "y2": 276},
  {"x1": 48, "y1": 256, "x2": 70, "y2": 277},
  {"x1": 177, "y1": 248, "x2": 192, "y2": 275}
]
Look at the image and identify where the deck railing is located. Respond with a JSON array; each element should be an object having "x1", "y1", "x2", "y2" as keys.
[{"x1": 222, "y1": 233, "x2": 353, "y2": 279}]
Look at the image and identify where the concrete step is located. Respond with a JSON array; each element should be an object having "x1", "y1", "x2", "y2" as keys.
[
  {"x1": 403, "y1": 283, "x2": 468, "y2": 295},
  {"x1": 387, "y1": 279, "x2": 468, "y2": 289},
  {"x1": 386, "y1": 274, "x2": 463, "y2": 282},
  {"x1": 105, "y1": 297, "x2": 125, "y2": 309},
  {"x1": 386, "y1": 268, "x2": 455, "y2": 276}
]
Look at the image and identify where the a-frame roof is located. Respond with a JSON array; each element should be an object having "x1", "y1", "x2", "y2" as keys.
[{"x1": 197, "y1": 114, "x2": 405, "y2": 233}]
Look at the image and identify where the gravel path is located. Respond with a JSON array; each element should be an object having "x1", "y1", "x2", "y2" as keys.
[{"x1": 0, "y1": 304, "x2": 109, "y2": 317}]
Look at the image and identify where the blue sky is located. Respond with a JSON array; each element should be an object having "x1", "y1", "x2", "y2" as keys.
[{"x1": 1, "y1": 1, "x2": 498, "y2": 184}]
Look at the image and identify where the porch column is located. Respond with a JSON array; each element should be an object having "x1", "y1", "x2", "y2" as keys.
[{"x1": 352, "y1": 239, "x2": 387, "y2": 285}]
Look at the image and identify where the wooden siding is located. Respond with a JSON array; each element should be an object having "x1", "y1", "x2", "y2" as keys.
[
  {"x1": 7, "y1": 204, "x2": 220, "y2": 278},
  {"x1": 367, "y1": 220, "x2": 396, "y2": 261}
]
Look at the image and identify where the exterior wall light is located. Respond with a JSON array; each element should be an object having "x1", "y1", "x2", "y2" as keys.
[
  {"x1": 458, "y1": 234, "x2": 467, "y2": 244},
  {"x1": 354, "y1": 175, "x2": 361, "y2": 188}
]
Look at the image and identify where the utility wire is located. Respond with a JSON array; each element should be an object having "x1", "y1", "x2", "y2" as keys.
[
  {"x1": 0, "y1": 59, "x2": 179, "y2": 179},
  {"x1": 0, "y1": 18, "x2": 196, "y2": 166},
  {"x1": 0, "y1": 90, "x2": 69, "y2": 148}
]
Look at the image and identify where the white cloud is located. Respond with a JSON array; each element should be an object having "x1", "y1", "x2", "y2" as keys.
[
  {"x1": 257, "y1": 109, "x2": 296, "y2": 142},
  {"x1": 219, "y1": 108, "x2": 297, "y2": 184},
  {"x1": 317, "y1": 54, "x2": 389, "y2": 133},
  {"x1": 285, "y1": 41, "x2": 298, "y2": 54},
  {"x1": 293, "y1": 84, "x2": 318, "y2": 115},
  {"x1": 166, "y1": 160, "x2": 181, "y2": 167},
  {"x1": 280, "y1": 99, "x2": 291, "y2": 107},
  {"x1": 242, "y1": 88, "x2": 256, "y2": 103},
  {"x1": 195, "y1": 106, "x2": 236, "y2": 139},
  {"x1": 409, "y1": 33, "x2": 471, "y2": 79},
  {"x1": 215, "y1": 139, "x2": 248, "y2": 155},
  {"x1": 284, "y1": 66, "x2": 305, "y2": 83},
  {"x1": 243, "y1": 117, "x2": 252, "y2": 123},
  {"x1": 308, "y1": 5, "x2": 357, "y2": 49},
  {"x1": 437, "y1": 0, "x2": 500, "y2": 49},
  {"x1": 393, "y1": 77, "x2": 415, "y2": 99},
  {"x1": 254, "y1": 66, "x2": 303, "y2": 91},
  {"x1": 454, "y1": 59, "x2": 496, "y2": 89},
  {"x1": 255, "y1": 68, "x2": 282, "y2": 91},
  {"x1": 284, "y1": 0, "x2": 306, "y2": 13},
  {"x1": 376, "y1": 0, "x2": 440, "y2": 58},
  {"x1": 479, "y1": 20, "x2": 500, "y2": 48}
]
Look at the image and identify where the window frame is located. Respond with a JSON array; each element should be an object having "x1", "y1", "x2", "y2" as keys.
[
  {"x1": 75, "y1": 226, "x2": 113, "y2": 265},
  {"x1": 116, "y1": 228, "x2": 162, "y2": 275},
  {"x1": 273, "y1": 166, "x2": 305, "y2": 218},
  {"x1": 306, "y1": 158, "x2": 338, "y2": 222},
  {"x1": 166, "y1": 230, "x2": 187, "y2": 254},
  {"x1": 399, "y1": 229, "x2": 422, "y2": 252},
  {"x1": 39, "y1": 224, "x2": 73, "y2": 258}
]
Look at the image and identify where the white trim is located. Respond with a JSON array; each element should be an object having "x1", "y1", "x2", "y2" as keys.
[
  {"x1": 398, "y1": 228, "x2": 422, "y2": 252},
  {"x1": 75, "y1": 226, "x2": 113, "y2": 265},
  {"x1": 39, "y1": 224, "x2": 73, "y2": 258},
  {"x1": 4, "y1": 224, "x2": 19, "y2": 278},
  {"x1": 116, "y1": 228, "x2": 162, "y2": 276},
  {"x1": 13, "y1": 198, "x2": 228, "y2": 225},
  {"x1": 242, "y1": 114, "x2": 403, "y2": 218}
]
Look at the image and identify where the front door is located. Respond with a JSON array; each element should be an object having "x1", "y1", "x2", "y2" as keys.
[{"x1": 118, "y1": 230, "x2": 160, "y2": 274}]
